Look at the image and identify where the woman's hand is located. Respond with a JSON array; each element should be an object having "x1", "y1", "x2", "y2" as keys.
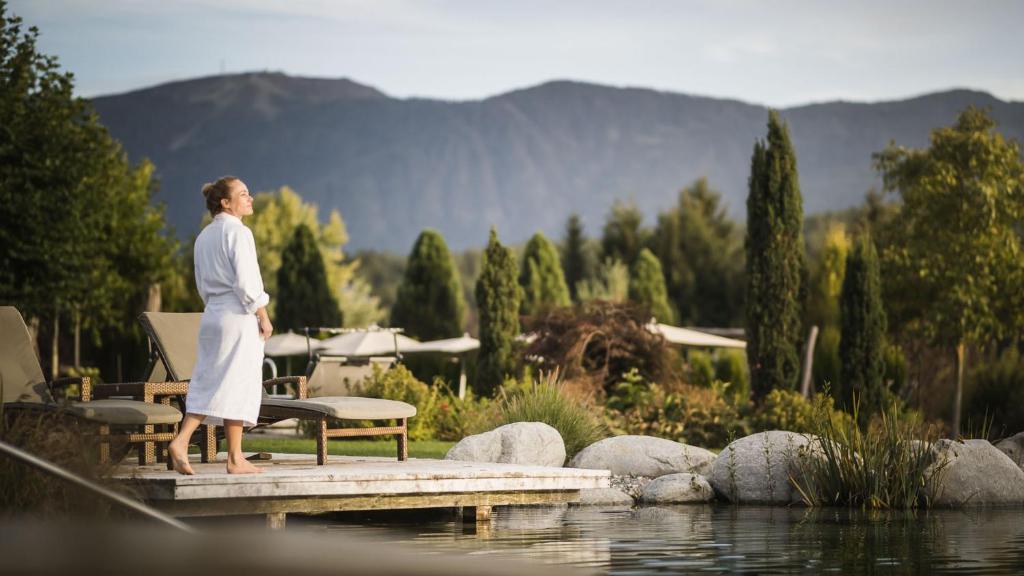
[{"x1": 257, "y1": 308, "x2": 273, "y2": 341}]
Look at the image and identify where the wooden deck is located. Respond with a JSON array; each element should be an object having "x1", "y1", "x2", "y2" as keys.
[{"x1": 116, "y1": 454, "x2": 610, "y2": 526}]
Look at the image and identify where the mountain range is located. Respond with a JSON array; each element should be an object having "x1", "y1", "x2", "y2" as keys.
[{"x1": 91, "y1": 73, "x2": 1024, "y2": 252}]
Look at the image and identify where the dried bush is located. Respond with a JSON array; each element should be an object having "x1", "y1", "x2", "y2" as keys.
[{"x1": 523, "y1": 300, "x2": 679, "y2": 397}]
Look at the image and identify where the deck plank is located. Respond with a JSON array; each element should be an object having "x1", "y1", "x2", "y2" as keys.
[{"x1": 116, "y1": 454, "x2": 610, "y2": 518}]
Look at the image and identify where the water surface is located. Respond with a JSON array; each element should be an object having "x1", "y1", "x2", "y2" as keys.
[{"x1": 306, "y1": 504, "x2": 1024, "y2": 574}]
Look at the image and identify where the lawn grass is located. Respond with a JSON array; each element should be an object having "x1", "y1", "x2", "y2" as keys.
[{"x1": 240, "y1": 436, "x2": 455, "y2": 459}]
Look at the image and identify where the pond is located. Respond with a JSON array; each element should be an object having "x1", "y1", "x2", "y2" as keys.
[{"x1": 306, "y1": 504, "x2": 1024, "y2": 574}]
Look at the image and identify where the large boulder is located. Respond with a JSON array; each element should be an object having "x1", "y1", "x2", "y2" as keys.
[
  {"x1": 708, "y1": 431, "x2": 818, "y2": 504},
  {"x1": 928, "y1": 439, "x2": 1024, "y2": 507},
  {"x1": 638, "y1": 473, "x2": 714, "y2": 504},
  {"x1": 568, "y1": 435, "x2": 716, "y2": 477},
  {"x1": 444, "y1": 422, "x2": 566, "y2": 467},
  {"x1": 994, "y1": 432, "x2": 1024, "y2": 472},
  {"x1": 576, "y1": 487, "x2": 635, "y2": 506}
]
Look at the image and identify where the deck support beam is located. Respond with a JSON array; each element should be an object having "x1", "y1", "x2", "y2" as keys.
[{"x1": 266, "y1": 512, "x2": 287, "y2": 530}]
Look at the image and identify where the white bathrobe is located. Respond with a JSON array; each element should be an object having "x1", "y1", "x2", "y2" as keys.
[{"x1": 187, "y1": 213, "x2": 269, "y2": 426}]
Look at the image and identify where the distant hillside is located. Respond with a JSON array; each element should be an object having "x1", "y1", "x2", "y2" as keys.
[{"x1": 91, "y1": 73, "x2": 1024, "y2": 251}]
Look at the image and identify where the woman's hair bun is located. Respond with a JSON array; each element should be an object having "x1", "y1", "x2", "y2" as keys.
[{"x1": 202, "y1": 176, "x2": 239, "y2": 216}]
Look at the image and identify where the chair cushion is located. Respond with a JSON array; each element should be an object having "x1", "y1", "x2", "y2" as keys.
[
  {"x1": 261, "y1": 397, "x2": 416, "y2": 420},
  {"x1": 67, "y1": 399, "x2": 182, "y2": 425}
]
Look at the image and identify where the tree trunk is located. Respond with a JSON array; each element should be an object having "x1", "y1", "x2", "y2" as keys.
[
  {"x1": 73, "y1": 305, "x2": 81, "y2": 370},
  {"x1": 146, "y1": 282, "x2": 162, "y2": 312},
  {"x1": 952, "y1": 341, "x2": 966, "y2": 438},
  {"x1": 51, "y1": 305, "x2": 60, "y2": 381},
  {"x1": 800, "y1": 325, "x2": 819, "y2": 398}
]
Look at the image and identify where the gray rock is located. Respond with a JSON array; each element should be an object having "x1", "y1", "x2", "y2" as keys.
[
  {"x1": 568, "y1": 435, "x2": 716, "y2": 477},
  {"x1": 609, "y1": 475, "x2": 653, "y2": 499},
  {"x1": 929, "y1": 439, "x2": 1024, "y2": 507},
  {"x1": 639, "y1": 473, "x2": 714, "y2": 504},
  {"x1": 708, "y1": 430, "x2": 819, "y2": 504},
  {"x1": 994, "y1": 432, "x2": 1024, "y2": 472},
  {"x1": 576, "y1": 487, "x2": 635, "y2": 506},
  {"x1": 444, "y1": 422, "x2": 566, "y2": 467}
]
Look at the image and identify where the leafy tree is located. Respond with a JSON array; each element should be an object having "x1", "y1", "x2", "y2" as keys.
[
  {"x1": 839, "y1": 234, "x2": 887, "y2": 421},
  {"x1": 519, "y1": 232, "x2": 570, "y2": 315},
  {"x1": 242, "y1": 186, "x2": 383, "y2": 327},
  {"x1": 651, "y1": 178, "x2": 744, "y2": 326},
  {"x1": 745, "y1": 111, "x2": 806, "y2": 399},
  {"x1": 629, "y1": 248, "x2": 676, "y2": 323},
  {"x1": 806, "y1": 222, "x2": 850, "y2": 329},
  {"x1": 562, "y1": 214, "x2": 593, "y2": 302},
  {"x1": 391, "y1": 229, "x2": 465, "y2": 340},
  {"x1": 475, "y1": 229, "x2": 521, "y2": 396},
  {"x1": 874, "y1": 107, "x2": 1024, "y2": 435},
  {"x1": 600, "y1": 200, "x2": 646, "y2": 268},
  {"x1": 276, "y1": 224, "x2": 342, "y2": 332},
  {"x1": 0, "y1": 4, "x2": 175, "y2": 378}
]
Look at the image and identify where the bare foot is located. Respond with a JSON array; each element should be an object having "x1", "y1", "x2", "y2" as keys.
[
  {"x1": 168, "y1": 441, "x2": 195, "y2": 475},
  {"x1": 226, "y1": 456, "x2": 263, "y2": 474}
]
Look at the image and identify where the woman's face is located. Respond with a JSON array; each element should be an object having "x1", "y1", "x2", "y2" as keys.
[{"x1": 221, "y1": 180, "x2": 254, "y2": 218}]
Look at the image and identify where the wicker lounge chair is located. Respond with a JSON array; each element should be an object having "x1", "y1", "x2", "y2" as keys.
[
  {"x1": 138, "y1": 312, "x2": 416, "y2": 465},
  {"x1": 0, "y1": 306, "x2": 182, "y2": 464}
]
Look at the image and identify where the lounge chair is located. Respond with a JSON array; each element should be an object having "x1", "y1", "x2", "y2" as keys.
[
  {"x1": 138, "y1": 312, "x2": 416, "y2": 465},
  {"x1": 0, "y1": 306, "x2": 182, "y2": 464}
]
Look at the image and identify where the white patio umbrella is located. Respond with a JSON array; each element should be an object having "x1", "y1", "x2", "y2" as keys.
[
  {"x1": 264, "y1": 332, "x2": 322, "y2": 357},
  {"x1": 405, "y1": 334, "x2": 480, "y2": 399},
  {"x1": 406, "y1": 334, "x2": 480, "y2": 355},
  {"x1": 319, "y1": 330, "x2": 421, "y2": 357},
  {"x1": 648, "y1": 322, "x2": 747, "y2": 349}
]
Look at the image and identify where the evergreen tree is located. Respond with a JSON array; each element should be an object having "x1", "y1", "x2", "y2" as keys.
[
  {"x1": 745, "y1": 111, "x2": 806, "y2": 399},
  {"x1": 520, "y1": 232, "x2": 570, "y2": 315},
  {"x1": 651, "y1": 178, "x2": 744, "y2": 326},
  {"x1": 390, "y1": 229, "x2": 464, "y2": 340},
  {"x1": 562, "y1": 214, "x2": 591, "y2": 302},
  {"x1": 601, "y1": 200, "x2": 645, "y2": 268},
  {"x1": 276, "y1": 224, "x2": 343, "y2": 332},
  {"x1": 629, "y1": 248, "x2": 676, "y2": 324},
  {"x1": 839, "y1": 234, "x2": 886, "y2": 421},
  {"x1": 475, "y1": 229, "x2": 521, "y2": 396}
]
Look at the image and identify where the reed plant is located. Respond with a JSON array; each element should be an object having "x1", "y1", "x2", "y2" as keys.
[
  {"x1": 0, "y1": 410, "x2": 134, "y2": 518},
  {"x1": 790, "y1": 393, "x2": 948, "y2": 509},
  {"x1": 498, "y1": 369, "x2": 607, "y2": 459}
]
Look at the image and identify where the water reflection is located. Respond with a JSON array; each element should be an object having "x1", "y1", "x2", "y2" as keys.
[{"x1": 312, "y1": 505, "x2": 1024, "y2": 574}]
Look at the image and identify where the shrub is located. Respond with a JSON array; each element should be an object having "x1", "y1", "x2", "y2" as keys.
[
  {"x1": 686, "y1": 350, "x2": 715, "y2": 387},
  {"x1": 498, "y1": 371, "x2": 607, "y2": 459},
  {"x1": 432, "y1": 387, "x2": 497, "y2": 442},
  {"x1": 524, "y1": 300, "x2": 678, "y2": 397},
  {"x1": 355, "y1": 364, "x2": 440, "y2": 441},
  {"x1": 713, "y1": 349, "x2": 750, "y2": 405},
  {"x1": 749, "y1": 388, "x2": 856, "y2": 434},
  {"x1": 605, "y1": 369, "x2": 748, "y2": 449},
  {"x1": 790, "y1": 395, "x2": 947, "y2": 509},
  {"x1": 965, "y1": 349, "x2": 1024, "y2": 439}
]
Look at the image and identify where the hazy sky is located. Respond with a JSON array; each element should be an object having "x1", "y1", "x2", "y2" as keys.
[{"x1": 9, "y1": 0, "x2": 1024, "y2": 106}]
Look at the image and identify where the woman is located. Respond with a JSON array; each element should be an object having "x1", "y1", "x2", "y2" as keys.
[{"x1": 168, "y1": 176, "x2": 273, "y2": 475}]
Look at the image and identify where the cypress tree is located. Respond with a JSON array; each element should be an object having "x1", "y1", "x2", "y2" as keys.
[
  {"x1": 745, "y1": 111, "x2": 806, "y2": 399},
  {"x1": 562, "y1": 214, "x2": 590, "y2": 302},
  {"x1": 475, "y1": 228, "x2": 521, "y2": 396},
  {"x1": 839, "y1": 234, "x2": 887, "y2": 422},
  {"x1": 390, "y1": 229, "x2": 464, "y2": 340},
  {"x1": 629, "y1": 248, "x2": 676, "y2": 324},
  {"x1": 520, "y1": 232, "x2": 571, "y2": 315},
  {"x1": 277, "y1": 224, "x2": 342, "y2": 332}
]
